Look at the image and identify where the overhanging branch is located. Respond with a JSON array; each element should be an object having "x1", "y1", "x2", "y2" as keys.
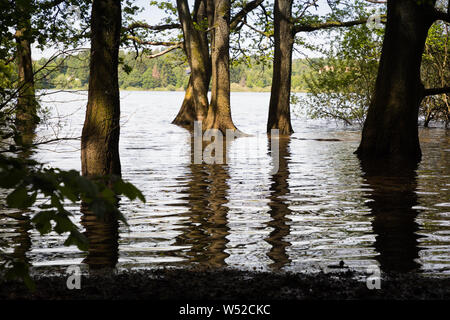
[
  {"x1": 124, "y1": 23, "x2": 181, "y2": 33},
  {"x1": 145, "y1": 44, "x2": 183, "y2": 59},
  {"x1": 230, "y1": 0, "x2": 264, "y2": 30},
  {"x1": 423, "y1": 87, "x2": 450, "y2": 96},
  {"x1": 434, "y1": 9, "x2": 450, "y2": 23},
  {"x1": 126, "y1": 35, "x2": 182, "y2": 47},
  {"x1": 294, "y1": 19, "x2": 368, "y2": 34}
]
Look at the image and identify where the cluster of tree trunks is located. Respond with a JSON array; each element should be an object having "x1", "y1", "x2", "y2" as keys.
[
  {"x1": 204, "y1": 0, "x2": 238, "y2": 132},
  {"x1": 173, "y1": 0, "x2": 211, "y2": 128},
  {"x1": 174, "y1": 0, "x2": 238, "y2": 132}
]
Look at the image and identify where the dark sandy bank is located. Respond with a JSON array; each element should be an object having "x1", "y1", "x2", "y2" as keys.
[{"x1": 1, "y1": 268, "x2": 449, "y2": 300}]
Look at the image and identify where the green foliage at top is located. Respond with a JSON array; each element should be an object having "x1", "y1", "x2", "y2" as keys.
[
  {"x1": 421, "y1": 22, "x2": 450, "y2": 126},
  {"x1": 297, "y1": 24, "x2": 382, "y2": 126}
]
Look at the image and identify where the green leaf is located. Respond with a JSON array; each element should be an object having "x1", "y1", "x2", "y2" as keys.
[
  {"x1": 5, "y1": 261, "x2": 36, "y2": 292},
  {"x1": 32, "y1": 210, "x2": 55, "y2": 234},
  {"x1": 59, "y1": 185, "x2": 79, "y2": 203},
  {"x1": 89, "y1": 199, "x2": 107, "y2": 220},
  {"x1": 6, "y1": 186, "x2": 36, "y2": 209},
  {"x1": 54, "y1": 213, "x2": 76, "y2": 234},
  {"x1": 76, "y1": 176, "x2": 98, "y2": 197},
  {"x1": 64, "y1": 230, "x2": 88, "y2": 251},
  {"x1": 114, "y1": 180, "x2": 145, "y2": 203}
]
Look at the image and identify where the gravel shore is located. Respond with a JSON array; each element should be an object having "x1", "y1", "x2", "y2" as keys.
[{"x1": 1, "y1": 268, "x2": 449, "y2": 300}]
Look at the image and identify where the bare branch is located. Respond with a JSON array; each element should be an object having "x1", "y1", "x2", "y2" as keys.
[
  {"x1": 123, "y1": 23, "x2": 181, "y2": 33},
  {"x1": 144, "y1": 44, "x2": 183, "y2": 59},
  {"x1": 423, "y1": 87, "x2": 450, "y2": 97},
  {"x1": 241, "y1": 20, "x2": 272, "y2": 38},
  {"x1": 294, "y1": 18, "x2": 368, "y2": 34},
  {"x1": 230, "y1": 0, "x2": 264, "y2": 30},
  {"x1": 126, "y1": 35, "x2": 183, "y2": 47}
]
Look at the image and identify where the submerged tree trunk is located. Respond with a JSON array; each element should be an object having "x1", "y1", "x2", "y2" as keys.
[
  {"x1": 81, "y1": 0, "x2": 122, "y2": 272},
  {"x1": 15, "y1": 0, "x2": 37, "y2": 133},
  {"x1": 267, "y1": 0, "x2": 294, "y2": 135},
  {"x1": 204, "y1": 0, "x2": 239, "y2": 132},
  {"x1": 172, "y1": 77, "x2": 197, "y2": 127},
  {"x1": 356, "y1": 0, "x2": 436, "y2": 162},
  {"x1": 173, "y1": 0, "x2": 211, "y2": 129}
]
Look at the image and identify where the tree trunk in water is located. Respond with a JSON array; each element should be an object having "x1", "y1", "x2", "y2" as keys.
[
  {"x1": 423, "y1": 111, "x2": 432, "y2": 128},
  {"x1": 267, "y1": 0, "x2": 294, "y2": 135},
  {"x1": 356, "y1": 0, "x2": 435, "y2": 162},
  {"x1": 172, "y1": 76, "x2": 197, "y2": 127},
  {"x1": 173, "y1": 0, "x2": 211, "y2": 129},
  {"x1": 15, "y1": 0, "x2": 37, "y2": 134},
  {"x1": 81, "y1": 0, "x2": 122, "y2": 178},
  {"x1": 204, "y1": 0, "x2": 239, "y2": 133},
  {"x1": 81, "y1": 0, "x2": 122, "y2": 272}
]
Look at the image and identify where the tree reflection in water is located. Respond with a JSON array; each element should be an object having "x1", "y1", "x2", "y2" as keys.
[
  {"x1": 175, "y1": 137, "x2": 230, "y2": 268},
  {"x1": 265, "y1": 136, "x2": 291, "y2": 270},
  {"x1": 81, "y1": 203, "x2": 119, "y2": 272},
  {"x1": 361, "y1": 160, "x2": 421, "y2": 273}
]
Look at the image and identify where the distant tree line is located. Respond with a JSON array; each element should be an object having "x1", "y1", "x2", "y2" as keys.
[{"x1": 29, "y1": 50, "x2": 312, "y2": 92}]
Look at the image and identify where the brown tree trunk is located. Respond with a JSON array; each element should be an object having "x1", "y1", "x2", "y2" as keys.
[
  {"x1": 173, "y1": 0, "x2": 211, "y2": 129},
  {"x1": 267, "y1": 0, "x2": 294, "y2": 135},
  {"x1": 204, "y1": 0, "x2": 239, "y2": 133},
  {"x1": 356, "y1": 0, "x2": 436, "y2": 162},
  {"x1": 81, "y1": 0, "x2": 122, "y2": 178},
  {"x1": 424, "y1": 110, "x2": 432, "y2": 128},
  {"x1": 15, "y1": 0, "x2": 37, "y2": 133},
  {"x1": 81, "y1": 0, "x2": 122, "y2": 272},
  {"x1": 172, "y1": 76, "x2": 197, "y2": 127}
]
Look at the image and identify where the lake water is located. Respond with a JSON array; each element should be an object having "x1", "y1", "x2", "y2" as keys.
[{"x1": 1, "y1": 90, "x2": 449, "y2": 276}]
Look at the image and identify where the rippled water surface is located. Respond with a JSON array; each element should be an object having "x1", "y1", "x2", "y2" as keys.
[{"x1": 1, "y1": 90, "x2": 449, "y2": 276}]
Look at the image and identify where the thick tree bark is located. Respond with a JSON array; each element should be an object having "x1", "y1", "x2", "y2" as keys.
[
  {"x1": 172, "y1": 76, "x2": 197, "y2": 127},
  {"x1": 356, "y1": 0, "x2": 436, "y2": 162},
  {"x1": 267, "y1": 0, "x2": 294, "y2": 135},
  {"x1": 81, "y1": 0, "x2": 122, "y2": 272},
  {"x1": 204, "y1": 0, "x2": 239, "y2": 132},
  {"x1": 173, "y1": 0, "x2": 211, "y2": 129},
  {"x1": 81, "y1": 0, "x2": 122, "y2": 178},
  {"x1": 15, "y1": 0, "x2": 37, "y2": 132}
]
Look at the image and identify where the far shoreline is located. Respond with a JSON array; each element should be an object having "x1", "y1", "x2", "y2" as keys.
[{"x1": 38, "y1": 86, "x2": 308, "y2": 93}]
